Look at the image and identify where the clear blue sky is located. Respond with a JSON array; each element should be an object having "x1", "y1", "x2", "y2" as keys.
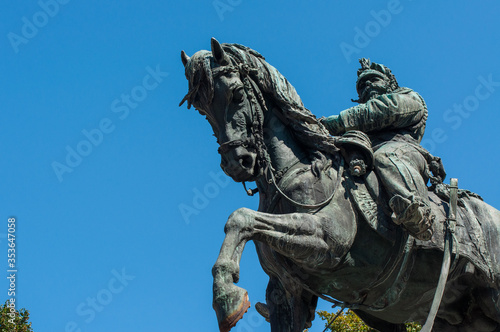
[{"x1": 2, "y1": 1, "x2": 500, "y2": 331}]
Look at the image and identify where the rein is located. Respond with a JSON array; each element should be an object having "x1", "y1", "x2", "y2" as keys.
[{"x1": 265, "y1": 157, "x2": 344, "y2": 210}]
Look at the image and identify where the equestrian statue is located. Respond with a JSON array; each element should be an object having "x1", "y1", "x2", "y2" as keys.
[{"x1": 179, "y1": 38, "x2": 500, "y2": 332}]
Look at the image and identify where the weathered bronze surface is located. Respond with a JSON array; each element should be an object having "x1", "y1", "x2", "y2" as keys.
[{"x1": 180, "y1": 38, "x2": 500, "y2": 332}]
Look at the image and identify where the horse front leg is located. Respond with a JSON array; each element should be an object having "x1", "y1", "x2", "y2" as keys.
[
  {"x1": 264, "y1": 276, "x2": 318, "y2": 332},
  {"x1": 212, "y1": 206, "x2": 355, "y2": 332},
  {"x1": 211, "y1": 208, "x2": 254, "y2": 332}
]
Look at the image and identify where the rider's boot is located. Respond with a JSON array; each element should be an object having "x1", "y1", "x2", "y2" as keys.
[{"x1": 389, "y1": 194, "x2": 434, "y2": 241}]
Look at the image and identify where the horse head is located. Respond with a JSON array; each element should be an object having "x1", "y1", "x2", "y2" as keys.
[
  {"x1": 180, "y1": 38, "x2": 339, "y2": 185},
  {"x1": 180, "y1": 38, "x2": 267, "y2": 183}
]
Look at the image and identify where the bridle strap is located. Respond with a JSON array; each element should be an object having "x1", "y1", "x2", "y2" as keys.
[{"x1": 217, "y1": 138, "x2": 257, "y2": 155}]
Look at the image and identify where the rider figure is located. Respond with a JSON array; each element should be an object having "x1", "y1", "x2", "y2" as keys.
[{"x1": 321, "y1": 58, "x2": 434, "y2": 241}]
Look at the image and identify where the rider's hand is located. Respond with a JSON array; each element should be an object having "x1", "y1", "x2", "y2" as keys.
[{"x1": 320, "y1": 115, "x2": 344, "y2": 135}]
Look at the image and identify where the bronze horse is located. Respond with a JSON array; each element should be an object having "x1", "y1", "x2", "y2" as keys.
[{"x1": 180, "y1": 38, "x2": 500, "y2": 332}]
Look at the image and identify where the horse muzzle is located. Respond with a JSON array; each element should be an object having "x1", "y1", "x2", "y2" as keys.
[{"x1": 219, "y1": 140, "x2": 259, "y2": 182}]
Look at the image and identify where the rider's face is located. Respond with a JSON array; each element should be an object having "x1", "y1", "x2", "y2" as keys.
[{"x1": 358, "y1": 76, "x2": 388, "y2": 102}]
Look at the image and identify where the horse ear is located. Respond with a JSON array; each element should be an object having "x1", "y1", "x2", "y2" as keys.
[
  {"x1": 181, "y1": 50, "x2": 190, "y2": 67},
  {"x1": 211, "y1": 37, "x2": 229, "y2": 65}
]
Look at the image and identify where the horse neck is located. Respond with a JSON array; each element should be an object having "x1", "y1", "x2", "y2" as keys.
[{"x1": 261, "y1": 106, "x2": 308, "y2": 175}]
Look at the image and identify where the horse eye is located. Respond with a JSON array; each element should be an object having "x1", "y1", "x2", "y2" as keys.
[{"x1": 232, "y1": 87, "x2": 245, "y2": 103}]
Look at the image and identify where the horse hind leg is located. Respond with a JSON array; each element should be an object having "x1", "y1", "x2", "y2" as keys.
[
  {"x1": 474, "y1": 288, "x2": 500, "y2": 330},
  {"x1": 352, "y1": 310, "x2": 406, "y2": 332},
  {"x1": 432, "y1": 318, "x2": 459, "y2": 332},
  {"x1": 429, "y1": 288, "x2": 499, "y2": 332}
]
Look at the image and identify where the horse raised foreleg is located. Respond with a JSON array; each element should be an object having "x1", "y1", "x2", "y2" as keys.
[{"x1": 212, "y1": 206, "x2": 355, "y2": 332}]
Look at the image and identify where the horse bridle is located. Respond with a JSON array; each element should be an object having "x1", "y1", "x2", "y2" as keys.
[
  {"x1": 213, "y1": 63, "x2": 340, "y2": 210},
  {"x1": 214, "y1": 63, "x2": 267, "y2": 171},
  {"x1": 217, "y1": 138, "x2": 258, "y2": 155}
]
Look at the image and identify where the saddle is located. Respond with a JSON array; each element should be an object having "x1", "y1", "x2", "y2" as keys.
[
  {"x1": 336, "y1": 129, "x2": 496, "y2": 284},
  {"x1": 344, "y1": 168, "x2": 496, "y2": 286}
]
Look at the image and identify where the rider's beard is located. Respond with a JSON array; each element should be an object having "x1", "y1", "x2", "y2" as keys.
[{"x1": 361, "y1": 84, "x2": 389, "y2": 103}]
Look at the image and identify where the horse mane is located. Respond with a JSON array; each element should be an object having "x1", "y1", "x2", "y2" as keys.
[{"x1": 181, "y1": 43, "x2": 339, "y2": 171}]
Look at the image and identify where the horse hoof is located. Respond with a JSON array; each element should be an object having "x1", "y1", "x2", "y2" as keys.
[
  {"x1": 213, "y1": 285, "x2": 251, "y2": 332},
  {"x1": 255, "y1": 302, "x2": 270, "y2": 322}
]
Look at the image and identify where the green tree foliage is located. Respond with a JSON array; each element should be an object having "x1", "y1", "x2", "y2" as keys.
[
  {"x1": 0, "y1": 300, "x2": 33, "y2": 332},
  {"x1": 317, "y1": 309, "x2": 421, "y2": 332}
]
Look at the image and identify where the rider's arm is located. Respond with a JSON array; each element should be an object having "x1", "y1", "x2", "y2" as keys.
[{"x1": 323, "y1": 89, "x2": 427, "y2": 135}]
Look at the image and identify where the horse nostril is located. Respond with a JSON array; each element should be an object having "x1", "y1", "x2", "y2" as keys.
[{"x1": 239, "y1": 155, "x2": 254, "y2": 169}]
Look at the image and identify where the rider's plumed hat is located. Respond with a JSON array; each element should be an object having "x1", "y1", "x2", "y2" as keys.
[{"x1": 355, "y1": 58, "x2": 399, "y2": 95}]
